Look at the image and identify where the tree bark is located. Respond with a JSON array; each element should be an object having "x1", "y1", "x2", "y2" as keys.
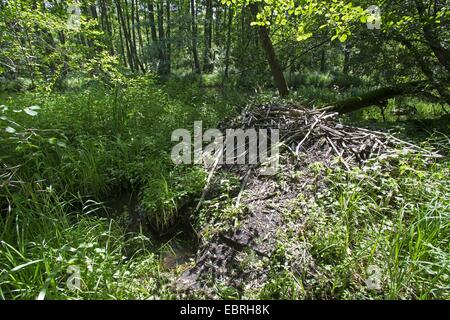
[
  {"x1": 148, "y1": 1, "x2": 158, "y2": 43},
  {"x1": 190, "y1": 0, "x2": 201, "y2": 74},
  {"x1": 249, "y1": 4, "x2": 289, "y2": 97},
  {"x1": 166, "y1": 0, "x2": 171, "y2": 73},
  {"x1": 135, "y1": 0, "x2": 145, "y2": 71},
  {"x1": 331, "y1": 81, "x2": 430, "y2": 114},
  {"x1": 157, "y1": 0, "x2": 169, "y2": 74},
  {"x1": 124, "y1": 0, "x2": 138, "y2": 70},
  {"x1": 115, "y1": 0, "x2": 135, "y2": 70},
  {"x1": 99, "y1": 0, "x2": 115, "y2": 55},
  {"x1": 414, "y1": 0, "x2": 450, "y2": 75},
  {"x1": 130, "y1": 0, "x2": 144, "y2": 72},
  {"x1": 320, "y1": 49, "x2": 326, "y2": 73},
  {"x1": 224, "y1": 7, "x2": 233, "y2": 79},
  {"x1": 343, "y1": 42, "x2": 351, "y2": 75},
  {"x1": 203, "y1": 0, "x2": 214, "y2": 73}
]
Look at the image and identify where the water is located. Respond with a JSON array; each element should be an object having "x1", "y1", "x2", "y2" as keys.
[{"x1": 104, "y1": 190, "x2": 198, "y2": 269}]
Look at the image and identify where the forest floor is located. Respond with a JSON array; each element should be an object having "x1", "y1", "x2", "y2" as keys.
[
  {"x1": 174, "y1": 102, "x2": 449, "y2": 299},
  {"x1": 1, "y1": 76, "x2": 449, "y2": 299}
]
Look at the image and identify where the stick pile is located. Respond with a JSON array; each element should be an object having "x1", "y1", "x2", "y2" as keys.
[
  {"x1": 235, "y1": 102, "x2": 441, "y2": 170},
  {"x1": 182, "y1": 103, "x2": 443, "y2": 296}
]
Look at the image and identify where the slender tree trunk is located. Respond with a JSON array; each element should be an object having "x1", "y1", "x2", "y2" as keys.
[
  {"x1": 89, "y1": 3, "x2": 98, "y2": 20},
  {"x1": 148, "y1": 1, "x2": 159, "y2": 44},
  {"x1": 224, "y1": 7, "x2": 233, "y2": 79},
  {"x1": 249, "y1": 4, "x2": 289, "y2": 97},
  {"x1": 157, "y1": 0, "x2": 169, "y2": 74},
  {"x1": 203, "y1": 0, "x2": 213, "y2": 72},
  {"x1": 130, "y1": 0, "x2": 143, "y2": 72},
  {"x1": 190, "y1": 0, "x2": 201, "y2": 73},
  {"x1": 215, "y1": 3, "x2": 223, "y2": 44},
  {"x1": 123, "y1": 0, "x2": 139, "y2": 70},
  {"x1": 115, "y1": 0, "x2": 135, "y2": 71},
  {"x1": 320, "y1": 49, "x2": 326, "y2": 73},
  {"x1": 135, "y1": 0, "x2": 145, "y2": 71},
  {"x1": 99, "y1": 0, "x2": 115, "y2": 55},
  {"x1": 240, "y1": 5, "x2": 246, "y2": 47},
  {"x1": 166, "y1": 0, "x2": 172, "y2": 73},
  {"x1": 343, "y1": 42, "x2": 351, "y2": 76},
  {"x1": 118, "y1": 18, "x2": 127, "y2": 66}
]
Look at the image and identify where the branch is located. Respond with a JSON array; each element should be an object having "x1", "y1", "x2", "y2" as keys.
[{"x1": 329, "y1": 81, "x2": 431, "y2": 114}]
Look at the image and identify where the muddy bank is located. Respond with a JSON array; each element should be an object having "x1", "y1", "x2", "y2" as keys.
[{"x1": 103, "y1": 190, "x2": 199, "y2": 269}]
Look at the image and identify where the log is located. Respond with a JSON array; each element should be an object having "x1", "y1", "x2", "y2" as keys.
[{"x1": 331, "y1": 81, "x2": 430, "y2": 114}]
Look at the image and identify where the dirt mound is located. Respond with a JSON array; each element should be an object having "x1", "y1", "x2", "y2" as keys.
[{"x1": 176, "y1": 102, "x2": 441, "y2": 297}]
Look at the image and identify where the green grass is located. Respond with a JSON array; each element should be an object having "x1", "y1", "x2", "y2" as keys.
[
  {"x1": 0, "y1": 173, "x2": 170, "y2": 299},
  {"x1": 0, "y1": 76, "x2": 448, "y2": 300},
  {"x1": 0, "y1": 75, "x2": 241, "y2": 299},
  {"x1": 257, "y1": 151, "x2": 449, "y2": 300}
]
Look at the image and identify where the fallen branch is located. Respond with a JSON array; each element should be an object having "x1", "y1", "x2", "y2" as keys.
[{"x1": 330, "y1": 81, "x2": 430, "y2": 114}]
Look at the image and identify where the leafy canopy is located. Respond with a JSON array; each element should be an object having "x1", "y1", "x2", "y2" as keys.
[{"x1": 221, "y1": 0, "x2": 370, "y2": 42}]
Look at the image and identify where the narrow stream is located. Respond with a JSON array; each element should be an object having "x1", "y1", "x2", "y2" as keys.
[{"x1": 103, "y1": 190, "x2": 198, "y2": 269}]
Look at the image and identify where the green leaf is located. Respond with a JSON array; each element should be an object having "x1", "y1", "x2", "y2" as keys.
[
  {"x1": 297, "y1": 32, "x2": 313, "y2": 41},
  {"x1": 339, "y1": 34, "x2": 348, "y2": 42},
  {"x1": 57, "y1": 141, "x2": 67, "y2": 148},
  {"x1": 5, "y1": 126, "x2": 16, "y2": 133},
  {"x1": 11, "y1": 259, "x2": 43, "y2": 272},
  {"x1": 24, "y1": 107, "x2": 38, "y2": 116}
]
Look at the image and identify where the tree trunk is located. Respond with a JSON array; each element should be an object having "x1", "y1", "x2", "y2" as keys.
[
  {"x1": 99, "y1": 0, "x2": 115, "y2": 55},
  {"x1": 115, "y1": 0, "x2": 135, "y2": 71},
  {"x1": 331, "y1": 81, "x2": 430, "y2": 114},
  {"x1": 249, "y1": 4, "x2": 289, "y2": 97},
  {"x1": 135, "y1": 0, "x2": 145, "y2": 72},
  {"x1": 203, "y1": 0, "x2": 214, "y2": 73},
  {"x1": 166, "y1": 0, "x2": 172, "y2": 73},
  {"x1": 190, "y1": 0, "x2": 201, "y2": 74},
  {"x1": 320, "y1": 49, "x2": 326, "y2": 73},
  {"x1": 157, "y1": 0, "x2": 168, "y2": 74},
  {"x1": 117, "y1": 18, "x2": 127, "y2": 66},
  {"x1": 148, "y1": 1, "x2": 158, "y2": 43},
  {"x1": 414, "y1": 0, "x2": 450, "y2": 75},
  {"x1": 224, "y1": 7, "x2": 233, "y2": 79},
  {"x1": 343, "y1": 42, "x2": 351, "y2": 76},
  {"x1": 130, "y1": 0, "x2": 144, "y2": 72}
]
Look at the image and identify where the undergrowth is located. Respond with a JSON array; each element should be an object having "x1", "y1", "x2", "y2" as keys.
[
  {"x1": 0, "y1": 75, "x2": 239, "y2": 299},
  {"x1": 0, "y1": 74, "x2": 448, "y2": 300},
  {"x1": 259, "y1": 151, "x2": 449, "y2": 300}
]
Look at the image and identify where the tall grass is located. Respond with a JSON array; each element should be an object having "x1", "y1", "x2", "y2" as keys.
[
  {"x1": 0, "y1": 175, "x2": 156, "y2": 299},
  {"x1": 0, "y1": 75, "x2": 241, "y2": 299}
]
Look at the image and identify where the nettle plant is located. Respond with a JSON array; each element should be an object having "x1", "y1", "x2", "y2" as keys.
[
  {"x1": 0, "y1": 104, "x2": 66, "y2": 166},
  {"x1": 1, "y1": 105, "x2": 42, "y2": 157}
]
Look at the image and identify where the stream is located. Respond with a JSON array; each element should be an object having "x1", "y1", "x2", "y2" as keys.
[{"x1": 103, "y1": 190, "x2": 198, "y2": 269}]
